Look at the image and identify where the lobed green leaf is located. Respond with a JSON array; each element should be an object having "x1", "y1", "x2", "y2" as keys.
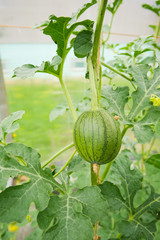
[
  {"x1": 0, "y1": 111, "x2": 24, "y2": 142},
  {"x1": 37, "y1": 186, "x2": 107, "y2": 240},
  {"x1": 0, "y1": 143, "x2": 64, "y2": 223}
]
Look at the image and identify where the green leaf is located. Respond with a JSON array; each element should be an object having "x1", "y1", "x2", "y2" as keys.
[
  {"x1": 98, "y1": 213, "x2": 124, "y2": 240},
  {"x1": 0, "y1": 111, "x2": 24, "y2": 142},
  {"x1": 134, "y1": 48, "x2": 154, "y2": 58},
  {"x1": 99, "y1": 181, "x2": 124, "y2": 211},
  {"x1": 67, "y1": 154, "x2": 90, "y2": 189},
  {"x1": 37, "y1": 186, "x2": 107, "y2": 240},
  {"x1": 0, "y1": 143, "x2": 64, "y2": 223},
  {"x1": 155, "y1": 221, "x2": 160, "y2": 240},
  {"x1": 72, "y1": 187, "x2": 108, "y2": 224},
  {"x1": 118, "y1": 219, "x2": 156, "y2": 240},
  {"x1": 43, "y1": 15, "x2": 93, "y2": 56},
  {"x1": 128, "y1": 65, "x2": 160, "y2": 120},
  {"x1": 24, "y1": 227, "x2": 43, "y2": 240},
  {"x1": 76, "y1": 97, "x2": 91, "y2": 114},
  {"x1": 69, "y1": 0, "x2": 97, "y2": 26},
  {"x1": 38, "y1": 195, "x2": 93, "y2": 240},
  {"x1": 49, "y1": 105, "x2": 68, "y2": 122},
  {"x1": 145, "y1": 163, "x2": 160, "y2": 194},
  {"x1": 12, "y1": 64, "x2": 40, "y2": 78},
  {"x1": 146, "y1": 154, "x2": 160, "y2": 169},
  {"x1": 67, "y1": 154, "x2": 87, "y2": 174},
  {"x1": 139, "y1": 56, "x2": 156, "y2": 65},
  {"x1": 43, "y1": 16, "x2": 71, "y2": 57},
  {"x1": 156, "y1": 0, "x2": 160, "y2": 5},
  {"x1": 107, "y1": 0, "x2": 123, "y2": 14},
  {"x1": 119, "y1": 52, "x2": 132, "y2": 57},
  {"x1": 73, "y1": 30, "x2": 93, "y2": 58},
  {"x1": 101, "y1": 85, "x2": 129, "y2": 122},
  {"x1": 137, "y1": 107, "x2": 160, "y2": 125},
  {"x1": 110, "y1": 151, "x2": 143, "y2": 207},
  {"x1": 13, "y1": 15, "x2": 94, "y2": 78},
  {"x1": 99, "y1": 151, "x2": 160, "y2": 240},
  {"x1": 12, "y1": 59, "x2": 61, "y2": 78},
  {"x1": 133, "y1": 125, "x2": 154, "y2": 144},
  {"x1": 142, "y1": 4, "x2": 160, "y2": 16}
]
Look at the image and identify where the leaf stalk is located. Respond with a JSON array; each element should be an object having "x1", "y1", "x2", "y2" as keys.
[
  {"x1": 42, "y1": 142, "x2": 74, "y2": 168},
  {"x1": 53, "y1": 149, "x2": 77, "y2": 178},
  {"x1": 101, "y1": 61, "x2": 136, "y2": 90}
]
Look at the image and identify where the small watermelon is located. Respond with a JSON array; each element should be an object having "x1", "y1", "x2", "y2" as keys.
[{"x1": 73, "y1": 109, "x2": 121, "y2": 165}]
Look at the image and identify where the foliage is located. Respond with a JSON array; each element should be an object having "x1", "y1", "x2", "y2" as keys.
[{"x1": 1, "y1": 0, "x2": 160, "y2": 240}]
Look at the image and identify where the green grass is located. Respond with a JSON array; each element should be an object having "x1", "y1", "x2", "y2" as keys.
[{"x1": 6, "y1": 78, "x2": 90, "y2": 164}]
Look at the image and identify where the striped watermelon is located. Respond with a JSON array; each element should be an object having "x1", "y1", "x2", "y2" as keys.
[{"x1": 73, "y1": 109, "x2": 121, "y2": 165}]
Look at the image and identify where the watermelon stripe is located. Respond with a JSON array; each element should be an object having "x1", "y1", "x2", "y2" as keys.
[
  {"x1": 108, "y1": 120, "x2": 121, "y2": 161},
  {"x1": 74, "y1": 113, "x2": 87, "y2": 160},
  {"x1": 98, "y1": 111, "x2": 108, "y2": 163},
  {"x1": 83, "y1": 113, "x2": 93, "y2": 162}
]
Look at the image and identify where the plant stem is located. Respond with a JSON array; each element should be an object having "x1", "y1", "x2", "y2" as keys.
[
  {"x1": 101, "y1": 61, "x2": 136, "y2": 89},
  {"x1": 92, "y1": 0, "x2": 108, "y2": 66},
  {"x1": 141, "y1": 144, "x2": 145, "y2": 175},
  {"x1": 53, "y1": 149, "x2": 77, "y2": 178},
  {"x1": 88, "y1": 55, "x2": 98, "y2": 110},
  {"x1": 100, "y1": 161, "x2": 112, "y2": 182},
  {"x1": 90, "y1": 164, "x2": 98, "y2": 185},
  {"x1": 58, "y1": 39, "x2": 78, "y2": 122},
  {"x1": 98, "y1": 65, "x2": 102, "y2": 107},
  {"x1": 92, "y1": 0, "x2": 108, "y2": 91},
  {"x1": 59, "y1": 78, "x2": 78, "y2": 121},
  {"x1": 90, "y1": 2, "x2": 108, "y2": 239},
  {"x1": 103, "y1": 13, "x2": 114, "y2": 43},
  {"x1": 0, "y1": 141, "x2": 6, "y2": 146},
  {"x1": 93, "y1": 222, "x2": 100, "y2": 240},
  {"x1": 146, "y1": 138, "x2": 156, "y2": 158},
  {"x1": 155, "y1": 16, "x2": 160, "y2": 41},
  {"x1": 121, "y1": 125, "x2": 132, "y2": 139},
  {"x1": 42, "y1": 143, "x2": 74, "y2": 168}
]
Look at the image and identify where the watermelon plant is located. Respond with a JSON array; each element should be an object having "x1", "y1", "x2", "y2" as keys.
[{"x1": 1, "y1": 0, "x2": 160, "y2": 239}]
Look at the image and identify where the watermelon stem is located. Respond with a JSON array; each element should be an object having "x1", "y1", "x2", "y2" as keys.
[
  {"x1": 41, "y1": 142, "x2": 75, "y2": 168},
  {"x1": 101, "y1": 61, "x2": 137, "y2": 90},
  {"x1": 53, "y1": 149, "x2": 77, "y2": 178},
  {"x1": 100, "y1": 162, "x2": 112, "y2": 183},
  {"x1": 92, "y1": 0, "x2": 108, "y2": 94},
  {"x1": 90, "y1": 164, "x2": 101, "y2": 185},
  {"x1": 121, "y1": 125, "x2": 132, "y2": 139},
  {"x1": 88, "y1": 55, "x2": 99, "y2": 110}
]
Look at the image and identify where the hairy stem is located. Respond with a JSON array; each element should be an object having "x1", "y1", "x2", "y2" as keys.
[
  {"x1": 103, "y1": 13, "x2": 114, "y2": 43},
  {"x1": 92, "y1": 0, "x2": 108, "y2": 92},
  {"x1": 60, "y1": 79, "x2": 78, "y2": 121},
  {"x1": 98, "y1": 65, "x2": 102, "y2": 107},
  {"x1": 42, "y1": 143, "x2": 74, "y2": 168},
  {"x1": 100, "y1": 161, "x2": 112, "y2": 182},
  {"x1": 58, "y1": 40, "x2": 78, "y2": 122},
  {"x1": 155, "y1": 16, "x2": 160, "y2": 41},
  {"x1": 93, "y1": 222, "x2": 100, "y2": 240},
  {"x1": 88, "y1": 55, "x2": 98, "y2": 110},
  {"x1": 121, "y1": 125, "x2": 132, "y2": 139},
  {"x1": 101, "y1": 61, "x2": 136, "y2": 89},
  {"x1": 146, "y1": 138, "x2": 156, "y2": 158},
  {"x1": 53, "y1": 150, "x2": 77, "y2": 178},
  {"x1": 141, "y1": 144, "x2": 146, "y2": 175},
  {"x1": 90, "y1": 164, "x2": 98, "y2": 185}
]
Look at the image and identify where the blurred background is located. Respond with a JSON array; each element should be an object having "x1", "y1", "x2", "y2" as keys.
[{"x1": 0, "y1": 0, "x2": 158, "y2": 163}]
